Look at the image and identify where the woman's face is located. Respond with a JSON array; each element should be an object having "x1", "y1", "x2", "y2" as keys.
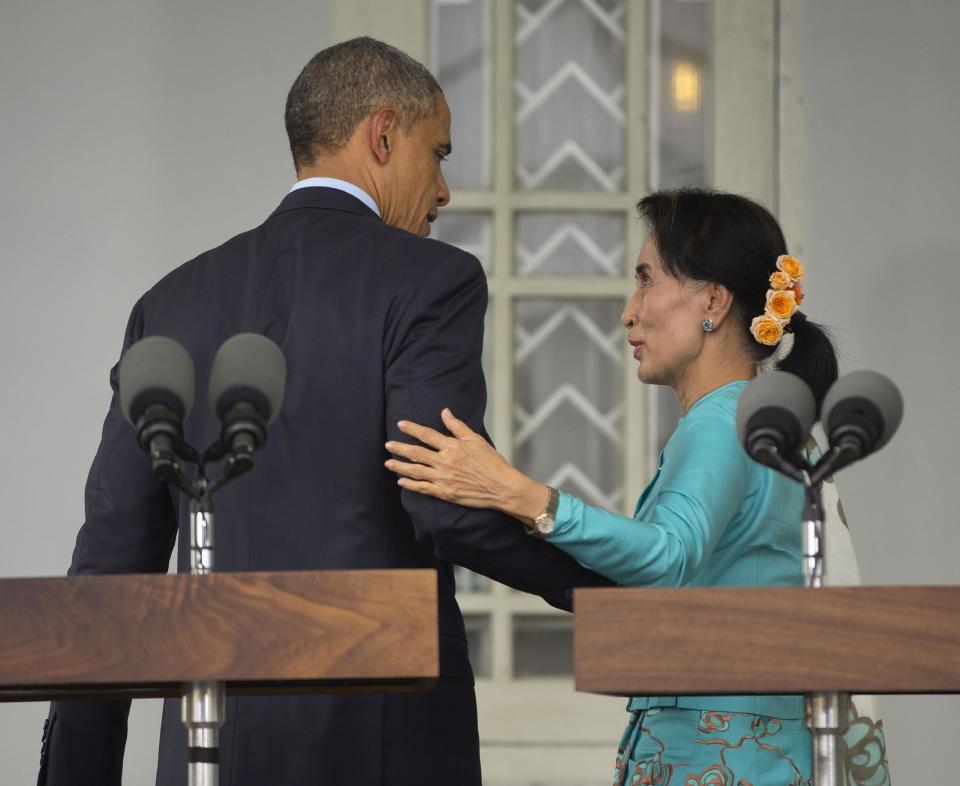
[{"x1": 621, "y1": 234, "x2": 708, "y2": 388}]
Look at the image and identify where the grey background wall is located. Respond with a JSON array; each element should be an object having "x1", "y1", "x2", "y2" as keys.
[
  {"x1": 801, "y1": 0, "x2": 960, "y2": 778},
  {"x1": 0, "y1": 1, "x2": 332, "y2": 782},
  {"x1": 0, "y1": 0, "x2": 957, "y2": 783}
]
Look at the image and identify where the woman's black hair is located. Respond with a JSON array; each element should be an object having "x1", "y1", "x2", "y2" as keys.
[{"x1": 636, "y1": 188, "x2": 838, "y2": 408}]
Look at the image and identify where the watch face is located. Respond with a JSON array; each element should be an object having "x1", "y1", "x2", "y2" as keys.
[{"x1": 534, "y1": 516, "x2": 555, "y2": 535}]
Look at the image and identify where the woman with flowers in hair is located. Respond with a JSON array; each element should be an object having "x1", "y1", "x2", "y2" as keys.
[{"x1": 384, "y1": 189, "x2": 864, "y2": 785}]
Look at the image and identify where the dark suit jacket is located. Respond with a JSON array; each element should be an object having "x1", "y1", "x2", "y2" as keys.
[{"x1": 40, "y1": 187, "x2": 611, "y2": 786}]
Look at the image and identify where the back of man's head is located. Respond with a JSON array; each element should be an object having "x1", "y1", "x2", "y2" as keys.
[{"x1": 285, "y1": 37, "x2": 441, "y2": 172}]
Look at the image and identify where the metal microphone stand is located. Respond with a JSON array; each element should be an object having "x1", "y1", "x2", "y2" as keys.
[
  {"x1": 182, "y1": 478, "x2": 225, "y2": 786},
  {"x1": 801, "y1": 475, "x2": 848, "y2": 786},
  {"x1": 148, "y1": 437, "x2": 255, "y2": 786}
]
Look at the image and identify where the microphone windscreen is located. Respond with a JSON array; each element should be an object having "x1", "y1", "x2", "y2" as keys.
[
  {"x1": 821, "y1": 370, "x2": 903, "y2": 450},
  {"x1": 208, "y1": 333, "x2": 287, "y2": 425},
  {"x1": 118, "y1": 336, "x2": 195, "y2": 425},
  {"x1": 735, "y1": 371, "x2": 817, "y2": 448}
]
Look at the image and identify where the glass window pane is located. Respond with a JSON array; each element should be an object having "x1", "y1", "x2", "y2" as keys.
[
  {"x1": 653, "y1": 0, "x2": 710, "y2": 459},
  {"x1": 432, "y1": 0, "x2": 492, "y2": 189},
  {"x1": 512, "y1": 615, "x2": 573, "y2": 678},
  {"x1": 516, "y1": 212, "x2": 625, "y2": 277},
  {"x1": 657, "y1": 0, "x2": 711, "y2": 188},
  {"x1": 514, "y1": 299, "x2": 624, "y2": 511},
  {"x1": 515, "y1": 0, "x2": 626, "y2": 191},
  {"x1": 431, "y1": 211, "x2": 495, "y2": 492},
  {"x1": 431, "y1": 211, "x2": 493, "y2": 273},
  {"x1": 464, "y1": 613, "x2": 492, "y2": 678}
]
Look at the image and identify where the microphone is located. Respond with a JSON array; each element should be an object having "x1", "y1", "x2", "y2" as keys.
[
  {"x1": 812, "y1": 370, "x2": 903, "y2": 483},
  {"x1": 118, "y1": 336, "x2": 195, "y2": 463},
  {"x1": 208, "y1": 333, "x2": 287, "y2": 457},
  {"x1": 735, "y1": 371, "x2": 816, "y2": 482}
]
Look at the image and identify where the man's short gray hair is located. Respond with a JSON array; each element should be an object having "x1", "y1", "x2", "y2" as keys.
[{"x1": 285, "y1": 37, "x2": 442, "y2": 169}]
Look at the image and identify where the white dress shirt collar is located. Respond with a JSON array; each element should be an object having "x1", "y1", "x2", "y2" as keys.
[{"x1": 289, "y1": 177, "x2": 381, "y2": 218}]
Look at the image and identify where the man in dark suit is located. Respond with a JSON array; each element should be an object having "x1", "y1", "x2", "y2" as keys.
[{"x1": 39, "y1": 37, "x2": 610, "y2": 786}]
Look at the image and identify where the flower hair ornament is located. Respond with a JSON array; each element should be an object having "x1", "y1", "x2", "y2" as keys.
[{"x1": 749, "y1": 255, "x2": 806, "y2": 346}]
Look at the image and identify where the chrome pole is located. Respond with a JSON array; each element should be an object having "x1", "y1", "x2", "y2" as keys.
[
  {"x1": 191, "y1": 506, "x2": 215, "y2": 575},
  {"x1": 183, "y1": 492, "x2": 224, "y2": 786},
  {"x1": 806, "y1": 692, "x2": 848, "y2": 786},
  {"x1": 802, "y1": 478, "x2": 848, "y2": 786},
  {"x1": 802, "y1": 511, "x2": 824, "y2": 589},
  {"x1": 183, "y1": 680, "x2": 225, "y2": 786}
]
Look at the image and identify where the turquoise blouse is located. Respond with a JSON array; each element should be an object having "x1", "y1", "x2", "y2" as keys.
[{"x1": 548, "y1": 380, "x2": 806, "y2": 718}]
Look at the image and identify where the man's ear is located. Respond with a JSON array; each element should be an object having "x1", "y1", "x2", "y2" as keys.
[{"x1": 368, "y1": 108, "x2": 397, "y2": 164}]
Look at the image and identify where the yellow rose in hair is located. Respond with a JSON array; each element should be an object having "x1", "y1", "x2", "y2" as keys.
[
  {"x1": 750, "y1": 315, "x2": 784, "y2": 346},
  {"x1": 776, "y1": 254, "x2": 805, "y2": 280},
  {"x1": 769, "y1": 271, "x2": 792, "y2": 290},
  {"x1": 765, "y1": 288, "x2": 798, "y2": 321}
]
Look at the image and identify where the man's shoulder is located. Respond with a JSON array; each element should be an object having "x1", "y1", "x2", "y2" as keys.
[
  {"x1": 139, "y1": 213, "x2": 484, "y2": 310},
  {"x1": 325, "y1": 220, "x2": 486, "y2": 296},
  {"x1": 266, "y1": 197, "x2": 483, "y2": 279},
  {"x1": 372, "y1": 223, "x2": 483, "y2": 275}
]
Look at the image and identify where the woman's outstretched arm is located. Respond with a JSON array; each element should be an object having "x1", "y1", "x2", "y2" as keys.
[{"x1": 387, "y1": 407, "x2": 751, "y2": 588}]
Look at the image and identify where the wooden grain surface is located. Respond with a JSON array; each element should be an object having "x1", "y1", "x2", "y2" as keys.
[
  {"x1": 574, "y1": 585, "x2": 960, "y2": 695},
  {"x1": 0, "y1": 570, "x2": 437, "y2": 701}
]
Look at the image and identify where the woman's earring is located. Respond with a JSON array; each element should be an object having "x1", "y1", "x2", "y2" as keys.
[{"x1": 702, "y1": 318, "x2": 715, "y2": 333}]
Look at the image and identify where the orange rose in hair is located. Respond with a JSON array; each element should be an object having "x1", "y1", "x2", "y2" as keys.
[
  {"x1": 769, "y1": 271, "x2": 792, "y2": 290},
  {"x1": 765, "y1": 288, "x2": 798, "y2": 321},
  {"x1": 791, "y1": 281, "x2": 805, "y2": 305},
  {"x1": 750, "y1": 315, "x2": 784, "y2": 346},
  {"x1": 776, "y1": 254, "x2": 805, "y2": 280}
]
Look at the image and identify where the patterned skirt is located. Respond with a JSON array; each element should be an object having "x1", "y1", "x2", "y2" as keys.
[{"x1": 613, "y1": 707, "x2": 813, "y2": 786}]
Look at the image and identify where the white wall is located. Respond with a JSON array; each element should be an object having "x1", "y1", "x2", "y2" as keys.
[
  {"x1": 0, "y1": 1, "x2": 330, "y2": 782},
  {"x1": 801, "y1": 0, "x2": 960, "y2": 780}
]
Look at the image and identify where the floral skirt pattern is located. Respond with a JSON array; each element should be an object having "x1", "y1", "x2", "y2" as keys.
[
  {"x1": 613, "y1": 708, "x2": 812, "y2": 786},
  {"x1": 843, "y1": 698, "x2": 891, "y2": 786},
  {"x1": 612, "y1": 704, "x2": 891, "y2": 786}
]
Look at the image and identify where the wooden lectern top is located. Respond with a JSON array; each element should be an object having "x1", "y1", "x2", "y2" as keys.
[
  {"x1": 0, "y1": 569, "x2": 438, "y2": 701},
  {"x1": 574, "y1": 585, "x2": 960, "y2": 696}
]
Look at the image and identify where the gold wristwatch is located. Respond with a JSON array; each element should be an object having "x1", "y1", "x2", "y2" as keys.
[{"x1": 530, "y1": 486, "x2": 559, "y2": 537}]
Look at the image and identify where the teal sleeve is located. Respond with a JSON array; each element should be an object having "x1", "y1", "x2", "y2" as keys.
[{"x1": 547, "y1": 411, "x2": 750, "y2": 586}]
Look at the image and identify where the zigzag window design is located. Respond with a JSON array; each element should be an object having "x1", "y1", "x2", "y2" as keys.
[
  {"x1": 514, "y1": 299, "x2": 624, "y2": 511},
  {"x1": 516, "y1": 212, "x2": 625, "y2": 276},
  {"x1": 431, "y1": 211, "x2": 494, "y2": 273},
  {"x1": 425, "y1": 211, "x2": 496, "y2": 436},
  {"x1": 515, "y1": 0, "x2": 626, "y2": 191}
]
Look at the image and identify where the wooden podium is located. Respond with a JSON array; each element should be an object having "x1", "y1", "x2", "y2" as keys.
[
  {"x1": 574, "y1": 585, "x2": 960, "y2": 696},
  {"x1": 575, "y1": 585, "x2": 960, "y2": 783},
  {"x1": 0, "y1": 569, "x2": 438, "y2": 702}
]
